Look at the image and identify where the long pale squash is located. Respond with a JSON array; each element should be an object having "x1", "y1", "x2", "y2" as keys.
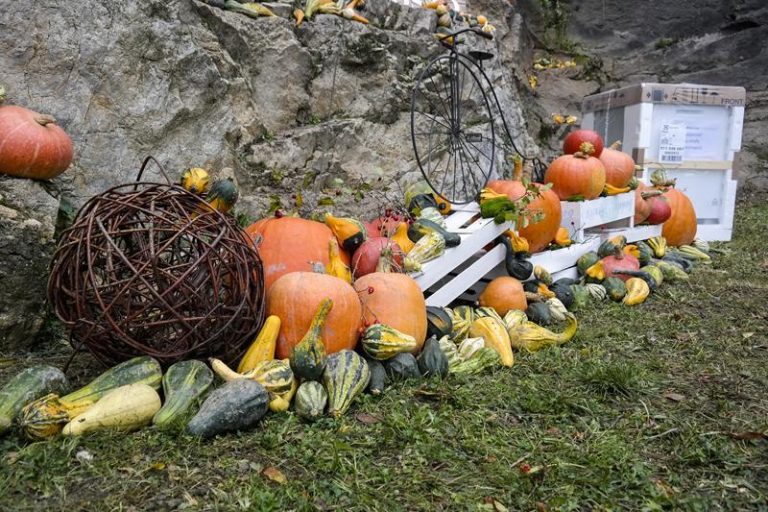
[
  {"x1": 62, "y1": 384, "x2": 161, "y2": 436},
  {"x1": 469, "y1": 317, "x2": 514, "y2": 367}
]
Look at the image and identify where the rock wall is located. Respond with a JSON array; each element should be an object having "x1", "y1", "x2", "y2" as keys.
[{"x1": 0, "y1": 0, "x2": 533, "y2": 348}]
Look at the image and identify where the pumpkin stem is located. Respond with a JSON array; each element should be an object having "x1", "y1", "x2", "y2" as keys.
[
  {"x1": 35, "y1": 114, "x2": 58, "y2": 126},
  {"x1": 640, "y1": 189, "x2": 663, "y2": 199},
  {"x1": 573, "y1": 151, "x2": 589, "y2": 160},
  {"x1": 610, "y1": 141, "x2": 622, "y2": 150},
  {"x1": 578, "y1": 141, "x2": 595, "y2": 155},
  {"x1": 512, "y1": 154, "x2": 523, "y2": 181}
]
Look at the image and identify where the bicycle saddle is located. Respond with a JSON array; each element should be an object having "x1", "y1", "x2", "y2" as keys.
[{"x1": 468, "y1": 50, "x2": 495, "y2": 62}]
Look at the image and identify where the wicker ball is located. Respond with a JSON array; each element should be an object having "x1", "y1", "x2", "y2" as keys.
[{"x1": 48, "y1": 179, "x2": 265, "y2": 367}]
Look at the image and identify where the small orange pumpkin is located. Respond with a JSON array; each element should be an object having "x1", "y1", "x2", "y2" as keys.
[
  {"x1": 599, "y1": 141, "x2": 635, "y2": 188},
  {"x1": 0, "y1": 105, "x2": 73, "y2": 179},
  {"x1": 544, "y1": 152, "x2": 606, "y2": 201},
  {"x1": 478, "y1": 277, "x2": 527, "y2": 315}
]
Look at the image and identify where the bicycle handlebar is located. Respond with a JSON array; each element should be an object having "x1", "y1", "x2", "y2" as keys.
[{"x1": 449, "y1": 27, "x2": 494, "y2": 41}]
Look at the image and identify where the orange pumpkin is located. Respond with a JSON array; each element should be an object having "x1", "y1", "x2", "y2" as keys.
[
  {"x1": 354, "y1": 273, "x2": 427, "y2": 350},
  {"x1": 478, "y1": 277, "x2": 527, "y2": 315},
  {"x1": 0, "y1": 105, "x2": 73, "y2": 179},
  {"x1": 601, "y1": 253, "x2": 640, "y2": 281},
  {"x1": 487, "y1": 160, "x2": 562, "y2": 254},
  {"x1": 544, "y1": 152, "x2": 606, "y2": 201},
  {"x1": 599, "y1": 141, "x2": 635, "y2": 188},
  {"x1": 245, "y1": 217, "x2": 350, "y2": 290},
  {"x1": 661, "y1": 188, "x2": 697, "y2": 246},
  {"x1": 267, "y1": 272, "x2": 362, "y2": 359},
  {"x1": 633, "y1": 181, "x2": 652, "y2": 224}
]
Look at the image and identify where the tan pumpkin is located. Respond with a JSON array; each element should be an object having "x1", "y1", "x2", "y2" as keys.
[
  {"x1": 0, "y1": 104, "x2": 73, "y2": 179},
  {"x1": 544, "y1": 152, "x2": 606, "y2": 201},
  {"x1": 487, "y1": 159, "x2": 562, "y2": 253},
  {"x1": 245, "y1": 217, "x2": 350, "y2": 291},
  {"x1": 478, "y1": 277, "x2": 527, "y2": 315},
  {"x1": 267, "y1": 272, "x2": 362, "y2": 359},
  {"x1": 599, "y1": 141, "x2": 635, "y2": 188},
  {"x1": 354, "y1": 273, "x2": 427, "y2": 350}
]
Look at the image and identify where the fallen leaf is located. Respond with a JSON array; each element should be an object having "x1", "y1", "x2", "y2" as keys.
[
  {"x1": 150, "y1": 462, "x2": 166, "y2": 471},
  {"x1": 355, "y1": 413, "x2": 381, "y2": 425},
  {"x1": 727, "y1": 431, "x2": 767, "y2": 441},
  {"x1": 262, "y1": 466, "x2": 287, "y2": 485},
  {"x1": 742, "y1": 332, "x2": 754, "y2": 339},
  {"x1": 664, "y1": 392, "x2": 685, "y2": 402},
  {"x1": 536, "y1": 502, "x2": 549, "y2": 512},
  {"x1": 76, "y1": 450, "x2": 94, "y2": 465}
]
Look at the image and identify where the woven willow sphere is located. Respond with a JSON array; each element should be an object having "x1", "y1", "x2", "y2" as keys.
[{"x1": 48, "y1": 179, "x2": 265, "y2": 367}]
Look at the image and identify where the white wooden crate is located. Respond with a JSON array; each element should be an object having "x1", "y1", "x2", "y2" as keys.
[
  {"x1": 411, "y1": 203, "x2": 513, "y2": 307},
  {"x1": 585, "y1": 223, "x2": 662, "y2": 243},
  {"x1": 638, "y1": 166, "x2": 737, "y2": 241},
  {"x1": 560, "y1": 193, "x2": 635, "y2": 242},
  {"x1": 448, "y1": 237, "x2": 602, "y2": 304},
  {"x1": 581, "y1": 83, "x2": 745, "y2": 167}
]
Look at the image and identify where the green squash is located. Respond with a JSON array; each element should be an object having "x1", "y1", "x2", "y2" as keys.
[
  {"x1": 653, "y1": 260, "x2": 689, "y2": 282},
  {"x1": 451, "y1": 347, "x2": 501, "y2": 375},
  {"x1": 294, "y1": 381, "x2": 327, "y2": 422},
  {"x1": 383, "y1": 353, "x2": 421, "y2": 380},
  {"x1": 450, "y1": 306, "x2": 475, "y2": 342},
  {"x1": 187, "y1": 379, "x2": 269, "y2": 438},
  {"x1": 361, "y1": 324, "x2": 418, "y2": 360},
  {"x1": 417, "y1": 336, "x2": 449, "y2": 378},
  {"x1": 635, "y1": 241, "x2": 654, "y2": 266},
  {"x1": 577, "y1": 251, "x2": 600, "y2": 276},
  {"x1": 365, "y1": 358, "x2": 388, "y2": 395},
  {"x1": 610, "y1": 269, "x2": 657, "y2": 292},
  {"x1": 523, "y1": 280, "x2": 541, "y2": 294},
  {"x1": 641, "y1": 265, "x2": 664, "y2": 286},
  {"x1": 603, "y1": 277, "x2": 628, "y2": 302},
  {"x1": 597, "y1": 235, "x2": 627, "y2": 258},
  {"x1": 525, "y1": 302, "x2": 552, "y2": 325},
  {"x1": 436, "y1": 335, "x2": 461, "y2": 372},
  {"x1": 501, "y1": 237, "x2": 533, "y2": 280},
  {"x1": 549, "y1": 282, "x2": 574, "y2": 309},
  {"x1": 290, "y1": 299, "x2": 331, "y2": 381},
  {"x1": 323, "y1": 350, "x2": 370, "y2": 417},
  {"x1": 153, "y1": 360, "x2": 213, "y2": 430},
  {"x1": 426, "y1": 306, "x2": 453, "y2": 339},
  {"x1": 0, "y1": 366, "x2": 68, "y2": 435},
  {"x1": 408, "y1": 218, "x2": 461, "y2": 247},
  {"x1": 569, "y1": 284, "x2": 590, "y2": 311}
]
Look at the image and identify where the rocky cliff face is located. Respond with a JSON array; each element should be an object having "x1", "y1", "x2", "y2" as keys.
[{"x1": 518, "y1": 0, "x2": 768, "y2": 186}]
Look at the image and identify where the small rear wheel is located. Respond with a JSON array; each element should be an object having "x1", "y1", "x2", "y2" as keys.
[{"x1": 411, "y1": 53, "x2": 495, "y2": 204}]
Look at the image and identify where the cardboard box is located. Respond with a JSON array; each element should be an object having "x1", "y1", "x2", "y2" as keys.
[{"x1": 581, "y1": 83, "x2": 745, "y2": 166}]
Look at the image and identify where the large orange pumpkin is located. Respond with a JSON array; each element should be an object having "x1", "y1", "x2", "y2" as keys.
[
  {"x1": 267, "y1": 272, "x2": 362, "y2": 359},
  {"x1": 354, "y1": 273, "x2": 427, "y2": 350},
  {"x1": 661, "y1": 188, "x2": 697, "y2": 246},
  {"x1": 599, "y1": 142, "x2": 635, "y2": 188},
  {"x1": 487, "y1": 167, "x2": 562, "y2": 254},
  {"x1": 0, "y1": 105, "x2": 73, "y2": 179},
  {"x1": 245, "y1": 217, "x2": 350, "y2": 290},
  {"x1": 544, "y1": 152, "x2": 606, "y2": 200},
  {"x1": 478, "y1": 277, "x2": 527, "y2": 315}
]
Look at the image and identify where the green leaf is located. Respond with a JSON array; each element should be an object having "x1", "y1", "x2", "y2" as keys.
[{"x1": 318, "y1": 197, "x2": 336, "y2": 206}]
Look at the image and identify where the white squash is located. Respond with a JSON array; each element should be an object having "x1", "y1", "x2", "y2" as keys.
[{"x1": 62, "y1": 383, "x2": 161, "y2": 436}]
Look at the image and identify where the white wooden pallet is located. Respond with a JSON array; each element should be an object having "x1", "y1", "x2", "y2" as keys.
[
  {"x1": 450, "y1": 237, "x2": 602, "y2": 303},
  {"x1": 560, "y1": 193, "x2": 635, "y2": 242},
  {"x1": 411, "y1": 202, "x2": 513, "y2": 307}
]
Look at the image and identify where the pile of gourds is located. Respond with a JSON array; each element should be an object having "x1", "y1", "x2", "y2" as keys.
[{"x1": 574, "y1": 234, "x2": 712, "y2": 307}]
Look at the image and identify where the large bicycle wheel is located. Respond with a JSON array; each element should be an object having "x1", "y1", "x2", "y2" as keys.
[{"x1": 411, "y1": 53, "x2": 495, "y2": 205}]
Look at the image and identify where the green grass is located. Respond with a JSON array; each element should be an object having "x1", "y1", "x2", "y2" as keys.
[{"x1": 2, "y1": 195, "x2": 768, "y2": 511}]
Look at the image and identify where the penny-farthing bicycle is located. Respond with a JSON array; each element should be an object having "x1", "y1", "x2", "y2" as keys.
[{"x1": 410, "y1": 27, "x2": 498, "y2": 205}]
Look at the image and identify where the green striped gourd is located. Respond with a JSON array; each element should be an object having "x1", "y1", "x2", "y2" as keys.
[
  {"x1": 290, "y1": 298, "x2": 331, "y2": 381},
  {"x1": 294, "y1": 381, "x2": 327, "y2": 422},
  {"x1": 323, "y1": 350, "x2": 370, "y2": 417},
  {"x1": 361, "y1": 324, "x2": 418, "y2": 360},
  {"x1": 0, "y1": 366, "x2": 68, "y2": 435}
]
